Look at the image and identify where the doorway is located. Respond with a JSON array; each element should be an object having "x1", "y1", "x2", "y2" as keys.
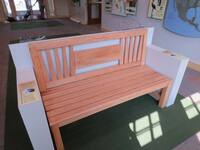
[
  {"x1": 87, "y1": 0, "x2": 101, "y2": 24},
  {"x1": 3, "y1": 0, "x2": 42, "y2": 20}
]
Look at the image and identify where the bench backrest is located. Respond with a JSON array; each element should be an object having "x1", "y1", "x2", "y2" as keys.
[{"x1": 29, "y1": 28, "x2": 147, "y2": 92}]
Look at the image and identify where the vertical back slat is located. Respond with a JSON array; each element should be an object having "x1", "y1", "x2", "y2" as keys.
[
  {"x1": 70, "y1": 46, "x2": 76, "y2": 76},
  {"x1": 55, "y1": 48, "x2": 63, "y2": 79},
  {"x1": 30, "y1": 49, "x2": 47, "y2": 92},
  {"x1": 46, "y1": 50, "x2": 57, "y2": 81},
  {"x1": 128, "y1": 36, "x2": 134, "y2": 63},
  {"x1": 120, "y1": 38, "x2": 125, "y2": 65},
  {"x1": 132, "y1": 36, "x2": 139, "y2": 62},
  {"x1": 141, "y1": 34, "x2": 147, "y2": 65},
  {"x1": 124, "y1": 37, "x2": 129, "y2": 64},
  {"x1": 62, "y1": 47, "x2": 69, "y2": 77},
  {"x1": 38, "y1": 52, "x2": 49, "y2": 82},
  {"x1": 137, "y1": 35, "x2": 144, "y2": 62}
]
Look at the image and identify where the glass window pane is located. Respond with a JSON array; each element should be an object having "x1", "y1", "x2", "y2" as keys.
[
  {"x1": 31, "y1": 0, "x2": 39, "y2": 11},
  {"x1": 3, "y1": 0, "x2": 12, "y2": 15},
  {"x1": 14, "y1": 0, "x2": 27, "y2": 11}
]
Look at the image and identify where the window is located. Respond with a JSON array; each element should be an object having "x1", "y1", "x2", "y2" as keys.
[
  {"x1": 14, "y1": 0, "x2": 27, "y2": 11},
  {"x1": 31, "y1": 0, "x2": 39, "y2": 11},
  {"x1": 3, "y1": 0, "x2": 12, "y2": 15}
]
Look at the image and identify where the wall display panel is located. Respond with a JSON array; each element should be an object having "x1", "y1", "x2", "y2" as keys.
[
  {"x1": 164, "y1": 0, "x2": 200, "y2": 37},
  {"x1": 148, "y1": 0, "x2": 168, "y2": 20}
]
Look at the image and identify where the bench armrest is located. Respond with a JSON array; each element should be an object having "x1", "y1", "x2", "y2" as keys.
[
  {"x1": 16, "y1": 68, "x2": 54, "y2": 150},
  {"x1": 146, "y1": 45, "x2": 189, "y2": 107}
]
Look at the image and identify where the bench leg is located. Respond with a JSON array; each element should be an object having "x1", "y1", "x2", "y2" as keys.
[
  {"x1": 159, "y1": 81, "x2": 172, "y2": 108},
  {"x1": 51, "y1": 125, "x2": 64, "y2": 150}
]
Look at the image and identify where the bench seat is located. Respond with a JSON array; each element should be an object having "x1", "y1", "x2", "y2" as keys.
[{"x1": 41, "y1": 65, "x2": 170, "y2": 126}]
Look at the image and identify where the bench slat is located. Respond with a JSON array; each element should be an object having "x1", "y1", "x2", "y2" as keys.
[
  {"x1": 48, "y1": 76, "x2": 169, "y2": 126},
  {"x1": 41, "y1": 66, "x2": 170, "y2": 126},
  {"x1": 44, "y1": 69, "x2": 157, "y2": 108},
  {"x1": 128, "y1": 36, "x2": 134, "y2": 63},
  {"x1": 75, "y1": 45, "x2": 121, "y2": 69},
  {"x1": 61, "y1": 47, "x2": 69, "y2": 77},
  {"x1": 70, "y1": 46, "x2": 76, "y2": 76},
  {"x1": 133, "y1": 36, "x2": 139, "y2": 62},
  {"x1": 55, "y1": 48, "x2": 63, "y2": 79},
  {"x1": 120, "y1": 38, "x2": 125, "y2": 64},
  {"x1": 42, "y1": 66, "x2": 151, "y2": 100},
  {"x1": 45, "y1": 72, "x2": 164, "y2": 113},
  {"x1": 124, "y1": 37, "x2": 129, "y2": 64},
  {"x1": 46, "y1": 50, "x2": 57, "y2": 81}
]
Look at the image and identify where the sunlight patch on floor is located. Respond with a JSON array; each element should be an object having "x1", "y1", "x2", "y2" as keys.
[
  {"x1": 181, "y1": 92, "x2": 200, "y2": 119},
  {"x1": 128, "y1": 111, "x2": 163, "y2": 147}
]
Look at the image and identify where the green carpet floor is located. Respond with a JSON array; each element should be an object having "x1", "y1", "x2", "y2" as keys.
[
  {"x1": 11, "y1": 20, "x2": 64, "y2": 30},
  {"x1": 4, "y1": 58, "x2": 200, "y2": 150}
]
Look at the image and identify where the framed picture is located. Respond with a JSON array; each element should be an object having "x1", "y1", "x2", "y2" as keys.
[
  {"x1": 148, "y1": 0, "x2": 168, "y2": 20},
  {"x1": 126, "y1": 0, "x2": 138, "y2": 15},
  {"x1": 112, "y1": 0, "x2": 127, "y2": 16}
]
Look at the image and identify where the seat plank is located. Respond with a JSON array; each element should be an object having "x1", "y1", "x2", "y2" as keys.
[
  {"x1": 43, "y1": 70, "x2": 153, "y2": 106},
  {"x1": 46, "y1": 72, "x2": 167, "y2": 114},
  {"x1": 49, "y1": 77, "x2": 169, "y2": 126},
  {"x1": 46, "y1": 74, "x2": 166, "y2": 117},
  {"x1": 42, "y1": 66, "x2": 152, "y2": 101},
  {"x1": 43, "y1": 65, "x2": 146, "y2": 95},
  {"x1": 44, "y1": 71, "x2": 158, "y2": 110},
  {"x1": 41, "y1": 66, "x2": 170, "y2": 126}
]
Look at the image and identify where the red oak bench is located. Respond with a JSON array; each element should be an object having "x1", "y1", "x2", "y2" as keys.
[{"x1": 29, "y1": 28, "x2": 172, "y2": 150}]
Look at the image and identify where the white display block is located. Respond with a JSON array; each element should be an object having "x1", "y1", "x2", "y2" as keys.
[
  {"x1": 146, "y1": 45, "x2": 189, "y2": 107},
  {"x1": 10, "y1": 44, "x2": 55, "y2": 150}
]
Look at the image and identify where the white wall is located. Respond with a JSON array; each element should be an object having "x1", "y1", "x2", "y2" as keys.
[{"x1": 101, "y1": 0, "x2": 200, "y2": 64}]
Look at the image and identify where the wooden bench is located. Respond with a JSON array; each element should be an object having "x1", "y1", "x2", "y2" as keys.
[{"x1": 29, "y1": 28, "x2": 172, "y2": 150}]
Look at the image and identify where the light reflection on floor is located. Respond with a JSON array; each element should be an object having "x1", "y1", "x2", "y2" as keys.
[
  {"x1": 129, "y1": 111, "x2": 163, "y2": 147},
  {"x1": 181, "y1": 92, "x2": 200, "y2": 119}
]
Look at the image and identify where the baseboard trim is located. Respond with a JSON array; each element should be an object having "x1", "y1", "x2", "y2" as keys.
[{"x1": 188, "y1": 61, "x2": 200, "y2": 72}]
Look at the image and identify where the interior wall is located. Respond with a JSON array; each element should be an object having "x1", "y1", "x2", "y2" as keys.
[
  {"x1": 68, "y1": 0, "x2": 88, "y2": 24},
  {"x1": 101, "y1": 0, "x2": 200, "y2": 64},
  {"x1": 54, "y1": 0, "x2": 69, "y2": 18}
]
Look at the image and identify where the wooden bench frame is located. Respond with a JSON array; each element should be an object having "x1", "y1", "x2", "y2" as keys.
[{"x1": 29, "y1": 28, "x2": 172, "y2": 150}]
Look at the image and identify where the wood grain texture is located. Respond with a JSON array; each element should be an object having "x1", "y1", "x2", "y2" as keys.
[
  {"x1": 51, "y1": 125, "x2": 64, "y2": 150},
  {"x1": 62, "y1": 47, "x2": 69, "y2": 77},
  {"x1": 75, "y1": 45, "x2": 121, "y2": 68},
  {"x1": 69, "y1": 46, "x2": 76, "y2": 76},
  {"x1": 29, "y1": 29, "x2": 148, "y2": 92},
  {"x1": 128, "y1": 37, "x2": 134, "y2": 63},
  {"x1": 46, "y1": 50, "x2": 57, "y2": 81},
  {"x1": 133, "y1": 36, "x2": 139, "y2": 62},
  {"x1": 55, "y1": 48, "x2": 63, "y2": 79},
  {"x1": 29, "y1": 28, "x2": 147, "y2": 50},
  {"x1": 159, "y1": 80, "x2": 172, "y2": 108},
  {"x1": 120, "y1": 38, "x2": 125, "y2": 64},
  {"x1": 42, "y1": 65, "x2": 171, "y2": 126},
  {"x1": 29, "y1": 48, "x2": 47, "y2": 92}
]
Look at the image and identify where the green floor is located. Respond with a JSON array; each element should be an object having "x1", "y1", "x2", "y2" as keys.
[
  {"x1": 5, "y1": 59, "x2": 200, "y2": 150},
  {"x1": 11, "y1": 20, "x2": 64, "y2": 30}
]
